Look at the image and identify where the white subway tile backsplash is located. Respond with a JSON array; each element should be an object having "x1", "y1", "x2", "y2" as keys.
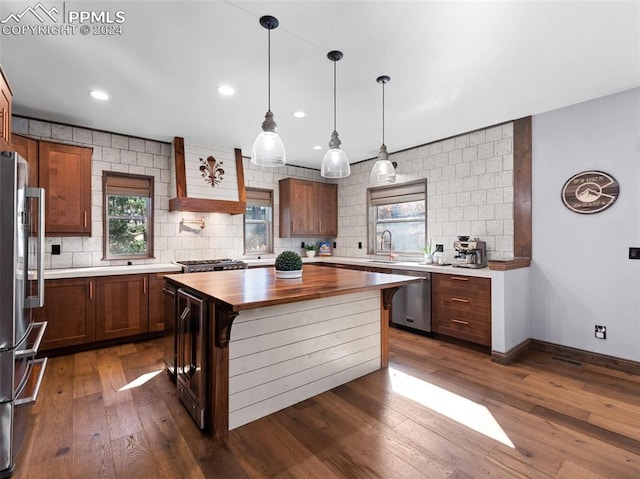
[
  {"x1": 52, "y1": 124, "x2": 73, "y2": 141},
  {"x1": 454, "y1": 134, "x2": 470, "y2": 149},
  {"x1": 486, "y1": 217, "x2": 502, "y2": 233},
  {"x1": 495, "y1": 203, "x2": 513, "y2": 220},
  {"x1": 470, "y1": 190, "x2": 487, "y2": 205},
  {"x1": 478, "y1": 204, "x2": 495, "y2": 220},
  {"x1": 469, "y1": 130, "x2": 486, "y2": 146},
  {"x1": 92, "y1": 131, "x2": 111, "y2": 147},
  {"x1": 485, "y1": 125, "x2": 503, "y2": 142},
  {"x1": 495, "y1": 170, "x2": 513, "y2": 187},
  {"x1": 462, "y1": 146, "x2": 477, "y2": 162},
  {"x1": 455, "y1": 162, "x2": 470, "y2": 178},
  {"x1": 463, "y1": 176, "x2": 479, "y2": 192},
  {"x1": 478, "y1": 173, "x2": 495, "y2": 189},
  {"x1": 12, "y1": 117, "x2": 28, "y2": 134},
  {"x1": 72, "y1": 127, "x2": 93, "y2": 144},
  {"x1": 487, "y1": 188, "x2": 504, "y2": 204},
  {"x1": 456, "y1": 191, "x2": 471, "y2": 207},
  {"x1": 463, "y1": 205, "x2": 478, "y2": 221},
  {"x1": 21, "y1": 116, "x2": 515, "y2": 266},
  {"x1": 495, "y1": 138, "x2": 513, "y2": 155},
  {"x1": 29, "y1": 120, "x2": 52, "y2": 138}
]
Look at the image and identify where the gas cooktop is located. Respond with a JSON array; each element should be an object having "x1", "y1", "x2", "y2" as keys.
[{"x1": 175, "y1": 259, "x2": 247, "y2": 272}]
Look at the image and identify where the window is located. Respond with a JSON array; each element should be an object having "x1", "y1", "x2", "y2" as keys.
[
  {"x1": 103, "y1": 172, "x2": 154, "y2": 259},
  {"x1": 244, "y1": 188, "x2": 273, "y2": 254},
  {"x1": 368, "y1": 179, "x2": 426, "y2": 255}
]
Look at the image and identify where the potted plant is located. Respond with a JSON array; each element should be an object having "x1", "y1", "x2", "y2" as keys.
[
  {"x1": 422, "y1": 239, "x2": 434, "y2": 264},
  {"x1": 274, "y1": 250, "x2": 303, "y2": 278},
  {"x1": 303, "y1": 243, "x2": 316, "y2": 258}
]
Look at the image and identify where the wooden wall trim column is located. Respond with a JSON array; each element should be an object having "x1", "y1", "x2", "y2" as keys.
[{"x1": 513, "y1": 116, "x2": 532, "y2": 259}]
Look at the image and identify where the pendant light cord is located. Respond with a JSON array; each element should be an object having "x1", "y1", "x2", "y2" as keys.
[
  {"x1": 267, "y1": 28, "x2": 271, "y2": 111},
  {"x1": 333, "y1": 59, "x2": 337, "y2": 131},
  {"x1": 382, "y1": 80, "x2": 385, "y2": 145}
]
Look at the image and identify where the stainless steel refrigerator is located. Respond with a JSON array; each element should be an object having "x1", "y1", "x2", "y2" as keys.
[{"x1": 0, "y1": 151, "x2": 47, "y2": 478}]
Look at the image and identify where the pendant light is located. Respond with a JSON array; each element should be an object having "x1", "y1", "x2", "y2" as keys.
[
  {"x1": 251, "y1": 15, "x2": 286, "y2": 167},
  {"x1": 370, "y1": 75, "x2": 396, "y2": 184},
  {"x1": 320, "y1": 50, "x2": 350, "y2": 178}
]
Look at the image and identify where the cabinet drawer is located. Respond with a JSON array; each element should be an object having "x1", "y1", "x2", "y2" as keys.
[
  {"x1": 432, "y1": 294, "x2": 491, "y2": 318},
  {"x1": 432, "y1": 312, "x2": 491, "y2": 346},
  {"x1": 433, "y1": 274, "x2": 491, "y2": 299}
]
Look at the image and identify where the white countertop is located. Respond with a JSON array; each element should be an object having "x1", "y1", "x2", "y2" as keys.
[
  {"x1": 44, "y1": 263, "x2": 182, "y2": 279},
  {"x1": 42, "y1": 257, "x2": 492, "y2": 279},
  {"x1": 245, "y1": 256, "x2": 492, "y2": 278}
]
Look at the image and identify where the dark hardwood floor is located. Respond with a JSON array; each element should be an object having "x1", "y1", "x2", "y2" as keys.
[{"x1": 14, "y1": 328, "x2": 640, "y2": 478}]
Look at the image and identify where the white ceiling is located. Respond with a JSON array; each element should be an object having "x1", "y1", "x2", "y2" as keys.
[{"x1": 1, "y1": 1, "x2": 639, "y2": 169}]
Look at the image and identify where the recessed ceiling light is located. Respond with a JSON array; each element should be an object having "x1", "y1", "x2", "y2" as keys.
[
  {"x1": 89, "y1": 90, "x2": 109, "y2": 101},
  {"x1": 217, "y1": 85, "x2": 235, "y2": 96},
  {"x1": 292, "y1": 111, "x2": 306, "y2": 118},
  {"x1": 313, "y1": 145, "x2": 322, "y2": 150}
]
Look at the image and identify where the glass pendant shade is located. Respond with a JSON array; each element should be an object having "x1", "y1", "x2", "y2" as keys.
[
  {"x1": 251, "y1": 110, "x2": 286, "y2": 166},
  {"x1": 321, "y1": 130, "x2": 350, "y2": 177},
  {"x1": 370, "y1": 144, "x2": 396, "y2": 184},
  {"x1": 252, "y1": 15, "x2": 285, "y2": 167},
  {"x1": 370, "y1": 75, "x2": 395, "y2": 184},
  {"x1": 321, "y1": 50, "x2": 350, "y2": 178}
]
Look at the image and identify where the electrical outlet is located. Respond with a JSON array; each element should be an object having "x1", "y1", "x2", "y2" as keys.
[
  {"x1": 52, "y1": 244, "x2": 61, "y2": 255},
  {"x1": 595, "y1": 325, "x2": 606, "y2": 339}
]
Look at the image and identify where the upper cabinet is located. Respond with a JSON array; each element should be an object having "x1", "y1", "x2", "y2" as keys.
[
  {"x1": 279, "y1": 178, "x2": 338, "y2": 237},
  {"x1": 0, "y1": 65, "x2": 13, "y2": 150},
  {"x1": 12, "y1": 134, "x2": 38, "y2": 187},
  {"x1": 38, "y1": 141, "x2": 92, "y2": 236}
]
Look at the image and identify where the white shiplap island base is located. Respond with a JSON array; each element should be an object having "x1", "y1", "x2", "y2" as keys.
[
  {"x1": 228, "y1": 290, "x2": 381, "y2": 430},
  {"x1": 165, "y1": 265, "x2": 420, "y2": 437}
]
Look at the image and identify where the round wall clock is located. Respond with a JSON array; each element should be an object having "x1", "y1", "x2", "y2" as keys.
[{"x1": 561, "y1": 170, "x2": 619, "y2": 214}]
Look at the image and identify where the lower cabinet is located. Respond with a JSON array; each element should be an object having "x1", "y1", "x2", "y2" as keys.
[
  {"x1": 39, "y1": 277, "x2": 96, "y2": 350},
  {"x1": 96, "y1": 274, "x2": 149, "y2": 341},
  {"x1": 431, "y1": 273, "x2": 491, "y2": 346},
  {"x1": 40, "y1": 272, "x2": 174, "y2": 351}
]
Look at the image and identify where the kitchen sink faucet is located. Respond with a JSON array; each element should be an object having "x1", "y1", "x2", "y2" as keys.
[{"x1": 380, "y1": 229, "x2": 394, "y2": 261}]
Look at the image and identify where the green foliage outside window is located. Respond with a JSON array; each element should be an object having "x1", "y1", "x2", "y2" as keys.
[{"x1": 107, "y1": 195, "x2": 150, "y2": 256}]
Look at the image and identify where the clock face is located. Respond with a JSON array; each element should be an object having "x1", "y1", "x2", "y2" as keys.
[{"x1": 561, "y1": 171, "x2": 619, "y2": 214}]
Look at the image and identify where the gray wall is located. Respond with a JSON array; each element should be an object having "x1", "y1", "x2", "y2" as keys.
[{"x1": 531, "y1": 87, "x2": 640, "y2": 362}]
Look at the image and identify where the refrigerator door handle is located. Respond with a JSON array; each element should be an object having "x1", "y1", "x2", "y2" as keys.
[{"x1": 25, "y1": 187, "x2": 45, "y2": 308}]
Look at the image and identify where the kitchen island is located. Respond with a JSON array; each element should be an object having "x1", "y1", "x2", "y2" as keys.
[{"x1": 164, "y1": 264, "x2": 421, "y2": 437}]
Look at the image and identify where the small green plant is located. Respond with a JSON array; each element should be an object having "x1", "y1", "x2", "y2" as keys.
[
  {"x1": 275, "y1": 250, "x2": 303, "y2": 271},
  {"x1": 303, "y1": 243, "x2": 316, "y2": 251},
  {"x1": 422, "y1": 239, "x2": 433, "y2": 255}
]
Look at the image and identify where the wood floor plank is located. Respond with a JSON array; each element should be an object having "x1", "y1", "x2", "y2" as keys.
[
  {"x1": 71, "y1": 395, "x2": 116, "y2": 478},
  {"x1": 11, "y1": 327, "x2": 640, "y2": 478}
]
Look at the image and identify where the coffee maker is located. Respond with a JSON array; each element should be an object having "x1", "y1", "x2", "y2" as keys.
[{"x1": 453, "y1": 238, "x2": 487, "y2": 268}]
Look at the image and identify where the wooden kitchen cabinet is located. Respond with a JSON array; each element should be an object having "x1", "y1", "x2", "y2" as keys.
[
  {"x1": 279, "y1": 178, "x2": 338, "y2": 237},
  {"x1": 431, "y1": 273, "x2": 491, "y2": 347},
  {"x1": 0, "y1": 65, "x2": 12, "y2": 150},
  {"x1": 38, "y1": 140, "x2": 92, "y2": 236},
  {"x1": 96, "y1": 274, "x2": 149, "y2": 340},
  {"x1": 11, "y1": 134, "x2": 38, "y2": 186},
  {"x1": 39, "y1": 278, "x2": 96, "y2": 350}
]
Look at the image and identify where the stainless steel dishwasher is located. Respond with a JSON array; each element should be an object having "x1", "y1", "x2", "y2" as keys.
[{"x1": 390, "y1": 269, "x2": 431, "y2": 333}]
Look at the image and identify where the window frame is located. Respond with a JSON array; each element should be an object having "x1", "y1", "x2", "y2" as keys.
[
  {"x1": 243, "y1": 187, "x2": 274, "y2": 255},
  {"x1": 102, "y1": 171, "x2": 155, "y2": 260},
  {"x1": 367, "y1": 179, "x2": 427, "y2": 257}
]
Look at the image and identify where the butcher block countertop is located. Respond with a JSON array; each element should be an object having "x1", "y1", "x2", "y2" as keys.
[{"x1": 165, "y1": 264, "x2": 422, "y2": 312}]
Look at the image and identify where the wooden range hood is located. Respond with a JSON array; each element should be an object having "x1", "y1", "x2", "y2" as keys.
[{"x1": 169, "y1": 136, "x2": 246, "y2": 214}]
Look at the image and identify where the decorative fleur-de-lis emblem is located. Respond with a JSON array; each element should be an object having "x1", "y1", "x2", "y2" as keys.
[{"x1": 199, "y1": 155, "x2": 225, "y2": 187}]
